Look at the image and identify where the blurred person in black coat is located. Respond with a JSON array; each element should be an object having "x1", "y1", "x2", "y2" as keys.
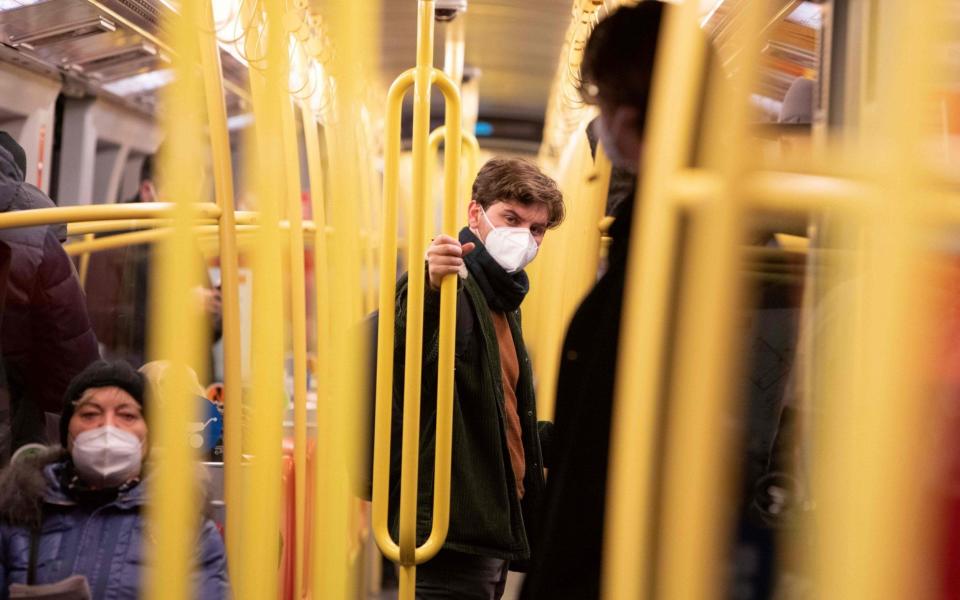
[{"x1": 0, "y1": 132, "x2": 99, "y2": 454}]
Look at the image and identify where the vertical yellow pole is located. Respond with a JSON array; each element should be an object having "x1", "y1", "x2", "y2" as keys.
[
  {"x1": 397, "y1": 2, "x2": 435, "y2": 595},
  {"x1": 280, "y1": 95, "x2": 309, "y2": 600},
  {"x1": 239, "y1": 0, "x2": 287, "y2": 597},
  {"x1": 197, "y1": 0, "x2": 244, "y2": 588},
  {"x1": 602, "y1": 3, "x2": 706, "y2": 599},
  {"x1": 300, "y1": 102, "x2": 330, "y2": 433},
  {"x1": 812, "y1": 3, "x2": 945, "y2": 598},
  {"x1": 310, "y1": 0, "x2": 378, "y2": 597},
  {"x1": 461, "y1": 132, "x2": 479, "y2": 226},
  {"x1": 654, "y1": 0, "x2": 761, "y2": 594},
  {"x1": 372, "y1": 69, "x2": 415, "y2": 567},
  {"x1": 417, "y1": 68, "x2": 461, "y2": 562},
  {"x1": 146, "y1": 2, "x2": 205, "y2": 599},
  {"x1": 77, "y1": 233, "x2": 94, "y2": 288}
]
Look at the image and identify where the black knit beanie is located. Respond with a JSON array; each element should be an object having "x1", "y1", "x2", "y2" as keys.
[{"x1": 60, "y1": 360, "x2": 146, "y2": 446}]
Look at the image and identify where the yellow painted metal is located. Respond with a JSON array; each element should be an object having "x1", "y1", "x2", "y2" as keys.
[
  {"x1": 522, "y1": 125, "x2": 610, "y2": 421},
  {"x1": 0, "y1": 202, "x2": 220, "y2": 230},
  {"x1": 301, "y1": 103, "x2": 331, "y2": 414},
  {"x1": 144, "y1": 1, "x2": 207, "y2": 598},
  {"x1": 427, "y1": 125, "x2": 480, "y2": 237},
  {"x1": 396, "y1": 2, "x2": 437, "y2": 592},
  {"x1": 417, "y1": 68, "x2": 461, "y2": 565},
  {"x1": 309, "y1": 0, "x2": 378, "y2": 597},
  {"x1": 371, "y1": 2, "x2": 462, "y2": 597},
  {"x1": 77, "y1": 232, "x2": 94, "y2": 287},
  {"x1": 601, "y1": 3, "x2": 707, "y2": 598},
  {"x1": 372, "y1": 68, "x2": 415, "y2": 566},
  {"x1": 653, "y1": 0, "x2": 763, "y2": 595},
  {"x1": 238, "y1": 0, "x2": 287, "y2": 597},
  {"x1": 197, "y1": 0, "x2": 245, "y2": 590},
  {"x1": 63, "y1": 226, "x2": 214, "y2": 256},
  {"x1": 279, "y1": 94, "x2": 310, "y2": 600},
  {"x1": 67, "y1": 219, "x2": 217, "y2": 236},
  {"x1": 808, "y1": 3, "x2": 946, "y2": 598}
]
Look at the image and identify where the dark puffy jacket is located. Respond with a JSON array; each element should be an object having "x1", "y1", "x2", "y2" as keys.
[
  {"x1": 0, "y1": 449, "x2": 229, "y2": 599},
  {"x1": 0, "y1": 145, "x2": 99, "y2": 446}
]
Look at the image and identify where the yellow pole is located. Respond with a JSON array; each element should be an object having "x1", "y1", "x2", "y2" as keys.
[
  {"x1": 654, "y1": 0, "x2": 762, "y2": 594},
  {"x1": 310, "y1": 0, "x2": 378, "y2": 597},
  {"x1": 64, "y1": 225, "x2": 225, "y2": 256},
  {"x1": 372, "y1": 69, "x2": 415, "y2": 566},
  {"x1": 77, "y1": 232, "x2": 94, "y2": 287},
  {"x1": 0, "y1": 202, "x2": 220, "y2": 229},
  {"x1": 397, "y1": 2, "x2": 435, "y2": 595},
  {"x1": 416, "y1": 67, "x2": 461, "y2": 563},
  {"x1": 68, "y1": 218, "x2": 217, "y2": 235},
  {"x1": 239, "y1": 0, "x2": 286, "y2": 597},
  {"x1": 197, "y1": 3, "x2": 245, "y2": 588},
  {"x1": 602, "y1": 3, "x2": 707, "y2": 598},
  {"x1": 145, "y1": 1, "x2": 206, "y2": 598},
  {"x1": 280, "y1": 94, "x2": 310, "y2": 600},
  {"x1": 811, "y1": 3, "x2": 946, "y2": 598},
  {"x1": 300, "y1": 102, "x2": 331, "y2": 413},
  {"x1": 428, "y1": 126, "x2": 480, "y2": 235},
  {"x1": 460, "y1": 131, "x2": 478, "y2": 225}
]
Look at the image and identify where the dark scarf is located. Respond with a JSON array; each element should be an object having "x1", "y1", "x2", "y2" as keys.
[
  {"x1": 459, "y1": 227, "x2": 529, "y2": 312},
  {"x1": 58, "y1": 460, "x2": 141, "y2": 507}
]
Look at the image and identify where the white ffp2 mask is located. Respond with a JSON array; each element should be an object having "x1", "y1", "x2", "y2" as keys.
[
  {"x1": 479, "y1": 208, "x2": 539, "y2": 273},
  {"x1": 71, "y1": 425, "x2": 143, "y2": 488}
]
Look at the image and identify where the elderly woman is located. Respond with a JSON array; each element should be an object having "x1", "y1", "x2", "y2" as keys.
[{"x1": 0, "y1": 360, "x2": 229, "y2": 599}]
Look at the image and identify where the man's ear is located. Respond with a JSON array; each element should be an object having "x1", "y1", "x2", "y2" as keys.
[
  {"x1": 467, "y1": 200, "x2": 481, "y2": 230},
  {"x1": 139, "y1": 180, "x2": 156, "y2": 203}
]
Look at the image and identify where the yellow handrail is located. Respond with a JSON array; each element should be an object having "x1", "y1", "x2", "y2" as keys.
[
  {"x1": 238, "y1": 0, "x2": 286, "y2": 597},
  {"x1": 372, "y1": 2, "x2": 462, "y2": 598},
  {"x1": 67, "y1": 218, "x2": 217, "y2": 236},
  {"x1": 602, "y1": 3, "x2": 707, "y2": 598},
  {"x1": 0, "y1": 202, "x2": 220, "y2": 230},
  {"x1": 144, "y1": 0, "x2": 207, "y2": 597},
  {"x1": 197, "y1": 0, "x2": 245, "y2": 589},
  {"x1": 77, "y1": 232, "x2": 94, "y2": 287},
  {"x1": 300, "y1": 102, "x2": 331, "y2": 414},
  {"x1": 428, "y1": 124, "x2": 480, "y2": 234},
  {"x1": 279, "y1": 94, "x2": 310, "y2": 600}
]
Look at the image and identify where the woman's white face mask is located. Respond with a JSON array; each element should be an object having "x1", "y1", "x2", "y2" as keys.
[
  {"x1": 477, "y1": 207, "x2": 539, "y2": 273},
  {"x1": 71, "y1": 425, "x2": 143, "y2": 488}
]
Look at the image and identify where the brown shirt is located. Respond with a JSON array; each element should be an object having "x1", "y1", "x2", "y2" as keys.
[{"x1": 491, "y1": 310, "x2": 526, "y2": 499}]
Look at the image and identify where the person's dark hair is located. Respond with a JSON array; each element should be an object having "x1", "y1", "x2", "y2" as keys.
[
  {"x1": 59, "y1": 360, "x2": 146, "y2": 446},
  {"x1": 139, "y1": 153, "x2": 154, "y2": 184},
  {"x1": 579, "y1": 1, "x2": 665, "y2": 135},
  {"x1": 471, "y1": 157, "x2": 565, "y2": 228}
]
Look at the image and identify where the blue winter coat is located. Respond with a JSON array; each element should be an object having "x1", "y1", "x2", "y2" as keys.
[{"x1": 0, "y1": 452, "x2": 229, "y2": 599}]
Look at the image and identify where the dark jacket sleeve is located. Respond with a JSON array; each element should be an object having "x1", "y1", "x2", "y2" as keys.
[
  {"x1": 537, "y1": 421, "x2": 555, "y2": 469},
  {"x1": 194, "y1": 519, "x2": 230, "y2": 599},
  {"x1": 31, "y1": 231, "x2": 99, "y2": 412}
]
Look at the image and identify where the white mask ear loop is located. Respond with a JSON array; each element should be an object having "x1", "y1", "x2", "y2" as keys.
[{"x1": 471, "y1": 206, "x2": 492, "y2": 239}]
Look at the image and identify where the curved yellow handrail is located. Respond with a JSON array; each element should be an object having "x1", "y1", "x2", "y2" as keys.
[
  {"x1": 0, "y1": 202, "x2": 221, "y2": 231},
  {"x1": 372, "y1": 2, "x2": 462, "y2": 598},
  {"x1": 427, "y1": 124, "x2": 479, "y2": 239}
]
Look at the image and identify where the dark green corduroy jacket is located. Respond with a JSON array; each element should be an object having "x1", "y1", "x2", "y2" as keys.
[{"x1": 388, "y1": 270, "x2": 553, "y2": 565}]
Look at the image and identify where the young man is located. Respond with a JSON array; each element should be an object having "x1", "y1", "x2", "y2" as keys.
[
  {"x1": 390, "y1": 157, "x2": 564, "y2": 598},
  {"x1": 85, "y1": 152, "x2": 222, "y2": 370},
  {"x1": 520, "y1": 3, "x2": 665, "y2": 599}
]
